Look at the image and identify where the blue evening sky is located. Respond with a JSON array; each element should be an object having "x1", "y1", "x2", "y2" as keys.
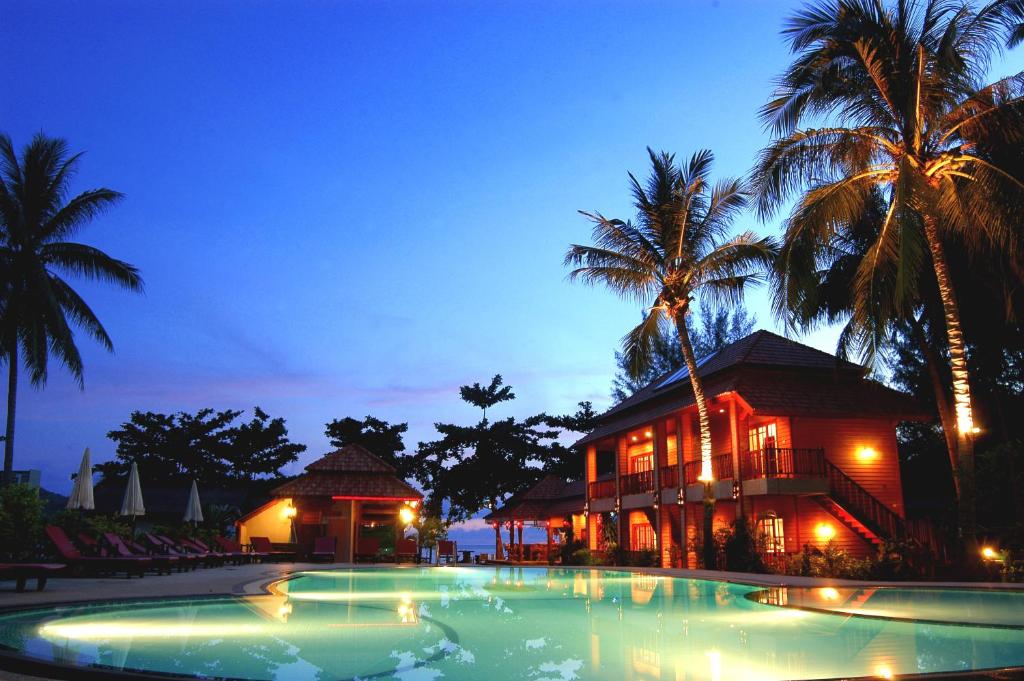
[{"x1": 3, "y1": 0, "x2": 1022, "y2": 534}]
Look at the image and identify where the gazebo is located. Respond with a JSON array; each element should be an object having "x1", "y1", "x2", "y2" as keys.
[
  {"x1": 483, "y1": 475, "x2": 586, "y2": 562},
  {"x1": 236, "y1": 444, "x2": 422, "y2": 562}
]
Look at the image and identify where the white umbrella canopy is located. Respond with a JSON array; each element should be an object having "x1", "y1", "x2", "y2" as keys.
[
  {"x1": 119, "y1": 462, "x2": 146, "y2": 518},
  {"x1": 184, "y1": 480, "x2": 204, "y2": 524},
  {"x1": 66, "y1": 447, "x2": 95, "y2": 511}
]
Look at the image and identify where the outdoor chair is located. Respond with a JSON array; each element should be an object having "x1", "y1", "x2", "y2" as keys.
[
  {"x1": 355, "y1": 537, "x2": 380, "y2": 563},
  {"x1": 142, "y1": 533, "x2": 200, "y2": 570},
  {"x1": 395, "y1": 538, "x2": 418, "y2": 564},
  {"x1": 436, "y1": 540, "x2": 457, "y2": 565},
  {"x1": 44, "y1": 526, "x2": 149, "y2": 579},
  {"x1": 102, "y1": 533, "x2": 175, "y2": 574},
  {"x1": 76, "y1": 532, "x2": 110, "y2": 557},
  {"x1": 311, "y1": 536, "x2": 336, "y2": 562},
  {"x1": 0, "y1": 563, "x2": 65, "y2": 592},
  {"x1": 249, "y1": 536, "x2": 296, "y2": 562},
  {"x1": 193, "y1": 538, "x2": 245, "y2": 564},
  {"x1": 215, "y1": 536, "x2": 266, "y2": 563},
  {"x1": 156, "y1": 534, "x2": 221, "y2": 567},
  {"x1": 124, "y1": 536, "x2": 189, "y2": 572}
]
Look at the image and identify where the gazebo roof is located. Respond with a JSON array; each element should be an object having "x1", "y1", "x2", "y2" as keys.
[
  {"x1": 484, "y1": 475, "x2": 585, "y2": 522},
  {"x1": 271, "y1": 444, "x2": 422, "y2": 500}
]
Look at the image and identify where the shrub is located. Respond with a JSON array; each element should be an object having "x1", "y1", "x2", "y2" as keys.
[
  {"x1": 722, "y1": 517, "x2": 768, "y2": 573},
  {"x1": 785, "y1": 542, "x2": 870, "y2": 579},
  {"x1": 0, "y1": 484, "x2": 46, "y2": 561},
  {"x1": 627, "y1": 549, "x2": 659, "y2": 567},
  {"x1": 560, "y1": 539, "x2": 586, "y2": 565}
]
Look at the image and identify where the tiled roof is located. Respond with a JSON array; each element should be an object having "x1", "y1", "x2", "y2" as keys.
[
  {"x1": 305, "y1": 444, "x2": 397, "y2": 473},
  {"x1": 601, "y1": 330, "x2": 864, "y2": 420},
  {"x1": 272, "y1": 444, "x2": 422, "y2": 500},
  {"x1": 574, "y1": 330, "x2": 927, "y2": 448},
  {"x1": 483, "y1": 475, "x2": 586, "y2": 521},
  {"x1": 272, "y1": 472, "x2": 422, "y2": 499}
]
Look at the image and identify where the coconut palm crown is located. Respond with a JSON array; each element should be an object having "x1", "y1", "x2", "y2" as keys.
[
  {"x1": 0, "y1": 132, "x2": 143, "y2": 484},
  {"x1": 565, "y1": 148, "x2": 776, "y2": 479},
  {"x1": 752, "y1": 0, "x2": 1024, "y2": 538}
]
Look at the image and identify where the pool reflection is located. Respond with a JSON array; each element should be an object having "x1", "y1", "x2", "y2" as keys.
[{"x1": 1, "y1": 567, "x2": 1021, "y2": 681}]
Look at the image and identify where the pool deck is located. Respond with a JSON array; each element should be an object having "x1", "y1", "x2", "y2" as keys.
[{"x1": 1, "y1": 562, "x2": 1021, "y2": 680}]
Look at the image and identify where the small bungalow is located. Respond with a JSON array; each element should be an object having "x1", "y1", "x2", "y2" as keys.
[
  {"x1": 484, "y1": 474, "x2": 586, "y2": 561},
  {"x1": 236, "y1": 444, "x2": 422, "y2": 562}
]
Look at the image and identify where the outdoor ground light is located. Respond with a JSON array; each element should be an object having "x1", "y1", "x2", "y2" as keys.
[{"x1": 981, "y1": 546, "x2": 1003, "y2": 561}]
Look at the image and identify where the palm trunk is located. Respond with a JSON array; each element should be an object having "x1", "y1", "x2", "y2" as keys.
[
  {"x1": 909, "y1": 315, "x2": 959, "y2": 497},
  {"x1": 3, "y1": 341, "x2": 16, "y2": 487},
  {"x1": 675, "y1": 308, "x2": 717, "y2": 569},
  {"x1": 922, "y1": 216, "x2": 975, "y2": 542}
]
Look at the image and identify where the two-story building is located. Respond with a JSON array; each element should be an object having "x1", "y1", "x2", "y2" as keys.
[{"x1": 576, "y1": 330, "x2": 927, "y2": 569}]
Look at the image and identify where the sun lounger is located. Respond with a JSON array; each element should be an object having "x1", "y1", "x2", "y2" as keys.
[
  {"x1": 102, "y1": 533, "x2": 175, "y2": 574},
  {"x1": 156, "y1": 535, "x2": 221, "y2": 567},
  {"x1": 142, "y1": 533, "x2": 200, "y2": 570},
  {"x1": 249, "y1": 536, "x2": 296, "y2": 561},
  {"x1": 215, "y1": 536, "x2": 267, "y2": 562},
  {"x1": 312, "y1": 536, "x2": 336, "y2": 562},
  {"x1": 0, "y1": 563, "x2": 65, "y2": 592},
  {"x1": 44, "y1": 526, "x2": 149, "y2": 578},
  {"x1": 436, "y1": 540, "x2": 457, "y2": 565},
  {"x1": 191, "y1": 538, "x2": 244, "y2": 564}
]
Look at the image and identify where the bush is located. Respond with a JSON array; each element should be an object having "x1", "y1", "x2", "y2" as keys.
[
  {"x1": 785, "y1": 542, "x2": 870, "y2": 579},
  {"x1": 570, "y1": 548, "x2": 597, "y2": 565},
  {"x1": 627, "y1": 549, "x2": 659, "y2": 567},
  {"x1": 722, "y1": 518, "x2": 768, "y2": 573},
  {"x1": 0, "y1": 484, "x2": 46, "y2": 561},
  {"x1": 560, "y1": 539, "x2": 586, "y2": 565}
]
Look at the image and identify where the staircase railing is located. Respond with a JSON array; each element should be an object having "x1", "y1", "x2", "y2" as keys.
[{"x1": 825, "y1": 461, "x2": 906, "y2": 540}]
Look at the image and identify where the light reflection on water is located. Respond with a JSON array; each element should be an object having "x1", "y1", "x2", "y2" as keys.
[{"x1": 0, "y1": 567, "x2": 1022, "y2": 680}]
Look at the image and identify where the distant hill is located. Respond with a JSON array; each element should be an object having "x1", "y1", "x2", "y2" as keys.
[{"x1": 39, "y1": 488, "x2": 68, "y2": 514}]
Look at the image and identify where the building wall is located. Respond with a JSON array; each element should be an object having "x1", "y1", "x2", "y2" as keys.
[
  {"x1": 747, "y1": 495, "x2": 872, "y2": 558},
  {"x1": 790, "y1": 416, "x2": 904, "y2": 517},
  {"x1": 238, "y1": 497, "x2": 293, "y2": 544}
]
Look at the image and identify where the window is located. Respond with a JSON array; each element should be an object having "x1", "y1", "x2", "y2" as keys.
[
  {"x1": 631, "y1": 522, "x2": 655, "y2": 550},
  {"x1": 756, "y1": 512, "x2": 785, "y2": 554},
  {"x1": 630, "y1": 453, "x2": 653, "y2": 474},
  {"x1": 748, "y1": 421, "x2": 777, "y2": 451}
]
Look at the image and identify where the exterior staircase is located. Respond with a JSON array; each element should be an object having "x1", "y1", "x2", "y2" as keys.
[{"x1": 816, "y1": 460, "x2": 908, "y2": 548}]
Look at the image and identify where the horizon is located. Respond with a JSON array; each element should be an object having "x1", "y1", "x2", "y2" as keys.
[{"x1": 3, "y1": 0, "x2": 1022, "y2": 545}]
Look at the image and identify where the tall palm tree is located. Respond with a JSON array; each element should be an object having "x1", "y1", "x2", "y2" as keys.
[
  {"x1": 752, "y1": 0, "x2": 1024, "y2": 541},
  {"x1": 0, "y1": 133, "x2": 143, "y2": 484},
  {"x1": 565, "y1": 148, "x2": 775, "y2": 562}
]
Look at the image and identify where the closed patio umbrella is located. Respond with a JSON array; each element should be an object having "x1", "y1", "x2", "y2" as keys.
[
  {"x1": 120, "y1": 462, "x2": 146, "y2": 522},
  {"x1": 184, "y1": 480, "x2": 204, "y2": 525},
  {"x1": 66, "y1": 448, "x2": 95, "y2": 511}
]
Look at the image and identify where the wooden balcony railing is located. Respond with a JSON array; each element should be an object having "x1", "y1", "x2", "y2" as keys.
[
  {"x1": 740, "y1": 447, "x2": 825, "y2": 480},
  {"x1": 683, "y1": 454, "x2": 733, "y2": 485},
  {"x1": 660, "y1": 465, "x2": 679, "y2": 488},
  {"x1": 588, "y1": 479, "x2": 616, "y2": 499},
  {"x1": 620, "y1": 469, "x2": 655, "y2": 495}
]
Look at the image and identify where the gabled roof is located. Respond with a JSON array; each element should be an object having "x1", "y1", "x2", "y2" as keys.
[
  {"x1": 305, "y1": 444, "x2": 396, "y2": 473},
  {"x1": 483, "y1": 475, "x2": 586, "y2": 521},
  {"x1": 271, "y1": 444, "x2": 422, "y2": 500},
  {"x1": 575, "y1": 329, "x2": 926, "y2": 448},
  {"x1": 602, "y1": 330, "x2": 864, "y2": 420}
]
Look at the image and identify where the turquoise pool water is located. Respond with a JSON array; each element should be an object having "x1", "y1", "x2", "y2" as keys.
[{"x1": 1, "y1": 567, "x2": 1023, "y2": 680}]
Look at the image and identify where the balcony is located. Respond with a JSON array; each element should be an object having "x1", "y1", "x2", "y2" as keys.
[
  {"x1": 741, "y1": 447, "x2": 828, "y2": 496},
  {"x1": 683, "y1": 454, "x2": 733, "y2": 485},
  {"x1": 589, "y1": 479, "x2": 616, "y2": 499},
  {"x1": 620, "y1": 470, "x2": 655, "y2": 495},
  {"x1": 660, "y1": 465, "x2": 679, "y2": 489}
]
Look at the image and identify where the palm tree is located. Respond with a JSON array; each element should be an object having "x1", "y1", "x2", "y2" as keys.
[
  {"x1": 0, "y1": 133, "x2": 143, "y2": 484},
  {"x1": 565, "y1": 149, "x2": 776, "y2": 565},
  {"x1": 752, "y1": 0, "x2": 1024, "y2": 541}
]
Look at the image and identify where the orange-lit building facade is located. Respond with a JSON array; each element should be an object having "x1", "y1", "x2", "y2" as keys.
[{"x1": 576, "y1": 331, "x2": 927, "y2": 569}]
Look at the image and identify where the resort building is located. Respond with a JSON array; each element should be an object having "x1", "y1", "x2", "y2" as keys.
[
  {"x1": 575, "y1": 330, "x2": 928, "y2": 569},
  {"x1": 236, "y1": 444, "x2": 422, "y2": 562}
]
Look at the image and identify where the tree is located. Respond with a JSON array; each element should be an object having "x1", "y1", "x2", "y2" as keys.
[
  {"x1": 0, "y1": 133, "x2": 143, "y2": 484},
  {"x1": 544, "y1": 401, "x2": 601, "y2": 479},
  {"x1": 324, "y1": 415, "x2": 418, "y2": 479},
  {"x1": 566, "y1": 148, "x2": 775, "y2": 487},
  {"x1": 98, "y1": 407, "x2": 305, "y2": 486},
  {"x1": 611, "y1": 303, "x2": 755, "y2": 401},
  {"x1": 413, "y1": 375, "x2": 560, "y2": 534},
  {"x1": 753, "y1": 0, "x2": 1024, "y2": 541}
]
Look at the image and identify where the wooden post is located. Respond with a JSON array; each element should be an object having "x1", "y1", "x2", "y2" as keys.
[
  {"x1": 546, "y1": 521, "x2": 553, "y2": 563},
  {"x1": 678, "y1": 414, "x2": 688, "y2": 568},
  {"x1": 729, "y1": 399, "x2": 744, "y2": 518},
  {"x1": 652, "y1": 420, "x2": 664, "y2": 564},
  {"x1": 517, "y1": 523, "x2": 524, "y2": 560},
  {"x1": 615, "y1": 436, "x2": 626, "y2": 553}
]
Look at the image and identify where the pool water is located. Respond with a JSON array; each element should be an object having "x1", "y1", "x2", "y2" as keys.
[{"x1": 1, "y1": 567, "x2": 1022, "y2": 680}]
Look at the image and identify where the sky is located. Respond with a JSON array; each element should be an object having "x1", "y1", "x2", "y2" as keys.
[{"x1": 3, "y1": 1, "x2": 1023, "y2": 541}]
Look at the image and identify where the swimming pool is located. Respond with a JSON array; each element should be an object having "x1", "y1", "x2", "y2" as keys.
[{"x1": 1, "y1": 567, "x2": 1022, "y2": 680}]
